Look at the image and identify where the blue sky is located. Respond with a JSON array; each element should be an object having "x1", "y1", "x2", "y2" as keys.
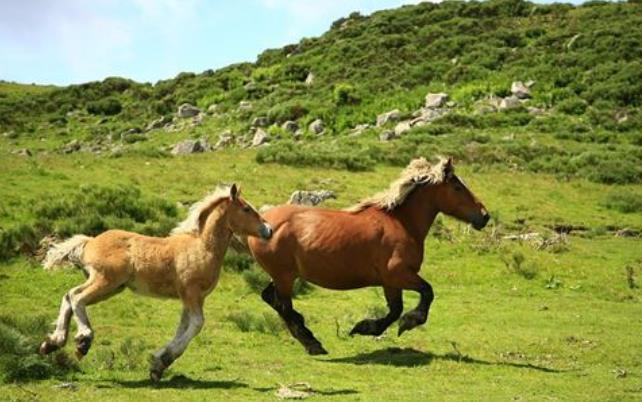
[{"x1": 1, "y1": 0, "x2": 587, "y2": 86}]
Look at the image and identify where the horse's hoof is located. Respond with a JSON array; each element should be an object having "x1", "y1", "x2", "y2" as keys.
[
  {"x1": 75, "y1": 335, "x2": 93, "y2": 358},
  {"x1": 397, "y1": 312, "x2": 426, "y2": 336},
  {"x1": 39, "y1": 341, "x2": 59, "y2": 355},
  {"x1": 307, "y1": 344, "x2": 328, "y2": 355},
  {"x1": 350, "y1": 319, "x2": 381, "y2": 337},
  {"x1": 149, "y1": 369, "x2": 163, "y2": 383}
]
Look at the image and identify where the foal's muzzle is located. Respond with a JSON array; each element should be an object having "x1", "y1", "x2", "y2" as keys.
[{"x1": 258, "y1": 223, "x2": 273, "y2": 240}]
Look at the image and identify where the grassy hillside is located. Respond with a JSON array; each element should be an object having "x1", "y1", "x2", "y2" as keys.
[{"x1": 0, "y1": 0, "x2": 641, "y2": 400}]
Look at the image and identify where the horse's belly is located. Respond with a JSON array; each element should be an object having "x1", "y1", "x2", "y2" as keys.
[{"x1": 295, "y1": 250, "x2": 382, "y2": 290}]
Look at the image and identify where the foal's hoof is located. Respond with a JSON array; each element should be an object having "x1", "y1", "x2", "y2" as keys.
[
  {"x1": 306, "y1": 343, "x2": 328, "y2": 356},
  {"x1": 75, "y1": 336, "x2": 93, "y2": 359},
  {"x1": 350, "y1": 319, "x2": 382, "y2": 337},
  {"x1": 39, "y1": 340, "x2": 60, "y2": 355}
]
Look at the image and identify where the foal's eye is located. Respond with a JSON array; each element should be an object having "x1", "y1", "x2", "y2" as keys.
[{"x1": 454, "y1": 184, "x2": 463, "y2": 192}]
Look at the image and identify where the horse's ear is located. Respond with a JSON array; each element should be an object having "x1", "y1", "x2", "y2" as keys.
[
  {"x1": 444, "y1": 157, "x2": 454, "y2": 179},
  {"x1": 230, "y1": 184, "x2": 238, "y2": 201}
]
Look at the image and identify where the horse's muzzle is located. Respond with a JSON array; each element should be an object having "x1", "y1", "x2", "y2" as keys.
[
  {"x1": 472, "y1": 212, "x2": 490, "y2": 231},
  {"x1": 258, "y1": 223, "x2": 273, "y2": 240}
]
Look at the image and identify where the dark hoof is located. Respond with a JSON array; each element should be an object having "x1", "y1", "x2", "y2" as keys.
[
  {"x1": 350, "y1": 319, "x2": 384, "y2": 337},
  {"x1": 398, "y1": 311, "x2": 426, "y2": 336},
  {"x1": 306, "y1": 343, "x2": 328, "y2": 355},
  {"x1": 75, "y1": 336, "x2": 93, "y2": 359},
  {"x1": 39, "y1": 340, "x2": 60, "y2": 355},
  {"x1": 150, "y1": 369, "x2": 163, "y2": 383}
]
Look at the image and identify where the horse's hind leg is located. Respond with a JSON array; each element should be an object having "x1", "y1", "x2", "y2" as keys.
[
  {"x1": 350, "y1": 287, "x2": 402, "y2": 336},
  {"x1": 261, "y1": 281, "x2": 327, "y2": 355},
  {"x1": 68, "y1": 271, "x2": 126, "y2": 358},
  {"x1": 40, "y1": 288, "x2": 80, "y2": 354}
]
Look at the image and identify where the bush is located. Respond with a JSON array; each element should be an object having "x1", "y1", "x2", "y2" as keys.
[
  {"x1": 0, "y1": 315, "x2": 78, "y2": 383},
  {"x1": 334, "y1": 83, "x2": 360, "y2": 106},
  {"x1": 86, "y1": 97, "x2": 122, "y2": 116},
  {"x1": 226, "y1": 311, "x2": 283, "y2": 334},
  {"x1": 602, "y1": 192, "x2": 642, "y2": 213},
  {"x1": 557, "y1": 97, "x2": 588, "y2": 115}
]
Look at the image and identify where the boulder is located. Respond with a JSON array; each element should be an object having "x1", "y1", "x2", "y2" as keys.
[
  {"x1": 527, "y1": 106, "x2": 545, "y2": 115},
  {"x1": 62, "y1": 139, "x2": 81, "y2": 154},
  {"x1": 214, "y1": 131, "x2": 234, "y2": 149},
  {"x1": 12, "y1": 148, "x2": 32, "y2": 157},
  {"x1": 281, "y1": 120, "x2": 299, "y2": 133},
  {"x1": 120, "y1": 127, "x2": 142, "y2": 140},
  {"x1": 288, "y1": 190, "x2": 336, "y2": 206},
  {"x1": 207, "y1": 104, "x2": 219, "y2": 114},
  {"x1": 412, "y1": 108, "x2": 443, "y2": 125},
  {"x1": 252, "y1": 128, "x2": 270, "y2": 147},
  {"x1": 511, "y1": 81, "x2": 531, "y2": 99},
  {"x1": 177, "y1": 103, "x2": 201, "y2": 118},
  {"x1": 350, "y1": 124, "x2": 371, "y2": 136},
  {"x1": 239, "y1": 101, "x2": 252, "y2": 111},
  {"x1": 308, "y1": 119, "x2": 325, "y2": 135},
  {"x1": 425, "y1": 93, "x2": 449, "y2": 109},
  {"x1": 394, "y1": 121, "x2": 412, "y2": 136},
  {"x1": 145, "y1": 116, "x2": 170, "y2": 131},
  {"x1": 499, "y1": 96, "x2": 522, "y2": 111},
  {"x1": 251, "y1": 116, "x2": 270, "y2": 127},
  {"x1": 376, "y1": 109, "x2": 401, "y2": 127},
  {"x1": 170, "y1": 138, "x2": 211, "y2": 155},
  {"x1": 304, "y1": 72, "x2": 315, "y2": 86},
  {"x1": 379, "y1": 130, "x2": 397, "y2": 142}
]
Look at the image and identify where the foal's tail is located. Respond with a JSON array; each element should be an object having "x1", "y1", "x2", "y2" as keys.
[{"x1": 43, "y1": 235, "x2": 92, "y2": 270}]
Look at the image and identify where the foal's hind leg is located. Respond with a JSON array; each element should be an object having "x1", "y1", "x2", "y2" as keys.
[
  {"x1": 68, "y1": 272, "x2": 126, "y2": 358},
  {"x1": 350, "y1": 287, "x2": 402, "y2": 336},
  {"x1": 40, "y1": 287, "x2": 83, "y2": 354},
  {"x1": 261, "y1": 282, "x2": 327, "y2": 355}
]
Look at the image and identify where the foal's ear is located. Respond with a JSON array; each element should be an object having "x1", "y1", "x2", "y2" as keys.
[
  {"x1": 230, "y1": 183, "x2": 238, "y2": 201},
  {"x1": 443, "y1": 157, "x2": 455, "y2": 179}
]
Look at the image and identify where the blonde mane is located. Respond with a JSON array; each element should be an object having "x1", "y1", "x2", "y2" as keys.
[
  {"x1": 171, "y1": 186, "x2": 231, "y2": 235},
  {"x1": 346, "y1": 157, "x2": 450, "y2": 212}
]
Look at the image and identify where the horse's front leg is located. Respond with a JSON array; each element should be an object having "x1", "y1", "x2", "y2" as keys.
[
  {"x1": 398, "y1": 276, "x2": 434, "y2": 336},
  {"x1": 150, "y1": 301, "x2": 203, "y2": 382},
  {"x1": 350, "y1": 287, "x2": 402, "y2": 336}
]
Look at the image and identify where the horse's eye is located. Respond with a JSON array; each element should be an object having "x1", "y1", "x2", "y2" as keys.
[{"x1": 243, "y1": 206, "x2": 251, "y2": 213}]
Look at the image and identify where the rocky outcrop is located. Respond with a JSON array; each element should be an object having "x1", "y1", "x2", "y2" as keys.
[
  {"x1": 281, "y1": 120, "x2": 299, "y2": 133},
  {"x1": 288, "y1": 190, "x2": 336, "y2": 206},
  {"x1": 145, "y1": 116, "x2": 171, "y2": 131},
  {"x1": 425, "y1": 93, "x2": 449, "y2": 109},
  {"x1": 379, "y1": 130, "x2": 397, "y2": 142},
  {"x1": 252, "y1": 128, "x2": 269, "y2": 147},
  {"x1": 308, "y1": 119, "x2": 325, "y2": 135},
  {"x1": 251, "y1": 116, "x2": 270, "y2": 127},
  {"x1": 177, "y1": 103, "x2": 201, "y2": 118},
  {"x1": 499, "y1": 95, "x2": 522, "y2": 111},
  {"x1": 170, "y1": 138, "x2": 212, "y2": 155},
  {"x1": 376, "y1": 109, "x2": 401, "y2": 127},
  {"x1": 511, "y1": 81, "x2": 532, "y2": 99}
]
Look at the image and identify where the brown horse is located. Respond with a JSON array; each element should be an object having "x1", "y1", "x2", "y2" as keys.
[
  {"x1": 248, "y1": 158, "x2": 489, "y2": 355},
  {"x1": 40, "y1": 184, "x2": 272, "y2": 381}
]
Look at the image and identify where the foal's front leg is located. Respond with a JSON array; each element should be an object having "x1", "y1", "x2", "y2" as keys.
[
  {"x1": 150, "y1": 302, "x2": 203, "y2": 382},
  {"x1": 350, "y1": 287, "x2": 402, "y2": 336}
]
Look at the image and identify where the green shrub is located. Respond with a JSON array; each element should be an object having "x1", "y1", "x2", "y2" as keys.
[
  {"x1": 226, "y1": 311, "x2": 283, "y2": 335},
  {"x1": 602, "y1": 192, "x2": 642, "y2": 213},
  {"x1": 86, "y1": 97, "x2": 122, "y2": 116},
  {"x1": 334, "y1": 83, "x2": 360, "y2": 106},
  {"x1": 557, "y1": 97, "x2": 588, "y2": 115}
]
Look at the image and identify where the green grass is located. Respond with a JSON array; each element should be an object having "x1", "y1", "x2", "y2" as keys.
[{"x1": 0, "y1": 149, "x2": 640, "y2": 401}]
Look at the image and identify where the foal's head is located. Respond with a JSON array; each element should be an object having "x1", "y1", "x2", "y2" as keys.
[
  {"x1": 225, "y1": 184, "x2": 273, "y2": 240},
  {"x1": 432, "y1": 158, "x2": 490, "y2": 230}
]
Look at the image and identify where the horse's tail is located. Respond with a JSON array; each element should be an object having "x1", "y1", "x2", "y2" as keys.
[{"x1": 43, "y1": 235, "x2": 92, "y2": 271}]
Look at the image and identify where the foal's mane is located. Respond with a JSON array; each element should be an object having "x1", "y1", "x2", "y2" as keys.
[
  {"x1": 171, "y1": 186, "x2": 231, "y2": 235},
  {"x1": 346, "y1": 157, "x2": 450, "y2": 213}
]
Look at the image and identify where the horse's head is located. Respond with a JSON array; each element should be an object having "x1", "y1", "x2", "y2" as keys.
[
  {"x1": 433, "y1": 158, "x2": 490, "y2": 230},
  {"x1": 226, "y1": 184, "x2": 273, "y2": 240}
]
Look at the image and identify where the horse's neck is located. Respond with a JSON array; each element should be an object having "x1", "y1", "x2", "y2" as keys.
[
  {"x1": 392, "y1": 185, "x2": 439, "y2": 245},
  {"x1": 200, "y1": 207, "x2": 233, "y2": 260}
]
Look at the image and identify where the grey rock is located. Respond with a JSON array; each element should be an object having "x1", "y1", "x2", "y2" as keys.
[
  {"x1": 499, "y1": 96, "x2": 523, "y2": 111},
  {"x1": 145, "y1": 116, "x2": 170, "y2": 131},
  {"x1": 207, "y1": 104, "x2": 219, "y2": 114},
  {"x1": 251, "y1": 116, "x2": 270, "y2": 127},
  {"x1": 394, "y1": 121, "x2": 412, "y2": 136},
  {"x1": 350, "y1": 124, "x2": 371, "y2": 136},
  {"x1": 62, "y1": 139, "x2": 81, "y2": 154},
  {"x1": 177, "y1": 103, "x2": 201, "y2": 118},
  {"x1": 308, "y1": 119, "x2": 325, "y2": 135},
  {"x1": 252, "y1": 128, "x2": 270, "y2": 147},
  {"x1": 239, "y1": 101, "x2": 252, "y2": 111},
  {"x1": 214, "y1": 132, "x2": 234, "y2": 149},
  {"x1": 281, "y1": 120, "x2": 299, "y2": 133},
  {"x1": 379, "y1": 130, "x2": 397, "y2": 142},
  {"x1": 304, "y1": 72, "x2": 315, "y2": 86},
  {"x1": 425, "y1": 93, "x2": 449, "y2": 109},
  {"x1": 170, "y1": 138, "x2": 212, "y2": 155},
  {"x1": 121, "y1": 127, "x2": 142, "y2": 139},
  {"x1": 511, "y1": 81, "x2": 531, "y2": 99},
  {"x1": 376, "y1": 109, "x2": 401, "y2": 127},
  {"x1": 288, "y1": 190, "x2": 336, "y2": 206},
  {"x1": 527, "y1": 106, "x2": 545, "y2": 115},
  {"x1": 12, "y1": 148, "x2": 32, "y2": 157}
]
